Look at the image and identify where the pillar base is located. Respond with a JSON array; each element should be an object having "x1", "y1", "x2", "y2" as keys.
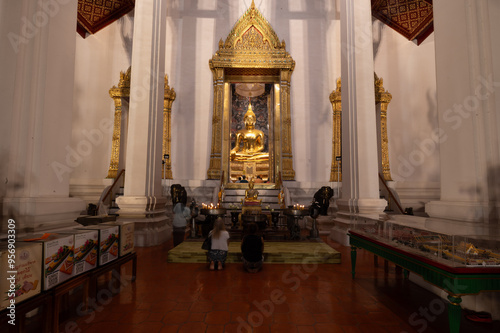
[
  {"x1": 426, "y1": 200, "x2": 500, "y2": 223},
  {"x1": 337, "y1": 198, "x2": 387, "y2": 215},
  {"x1": 116, "y1": 195, "x2": 171, "y2": 246},
  {"x1": 2, "y1": 197, "x2": 85, "y2": 234}
]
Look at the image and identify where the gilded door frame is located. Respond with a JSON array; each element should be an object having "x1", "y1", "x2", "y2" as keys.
[
  {"x1": 206, "y1": 1, "x2": 295, "y2": 183},
  {"x1": 329, "y1": 73, "x2": 393, "y2": 182},
  {"x1": 107, "y1": 67, "x2": 176, "y2": 179}
]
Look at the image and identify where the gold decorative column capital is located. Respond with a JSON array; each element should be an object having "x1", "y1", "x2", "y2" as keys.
[
  {"x1": 374, "y1": 73, "x2": 393, "y2": 181},
  {"x1": 330, "y1": 78, "x2": 342, "y2": 182},
  {"x1": 163, "y1": 74, "x2": 176, "y2": 179},
  {"x1": 107, "y1": 67, "x2": 176, "y2": 179},
  {"x1": 330, "y1": 74, "x2": 393, "y2": 182},
  {"x1": 107, "y1": 67, "x2": 132, "y2": 178}
]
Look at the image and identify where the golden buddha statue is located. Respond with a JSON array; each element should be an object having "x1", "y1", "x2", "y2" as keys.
[
  {"x1": 230, "y1": 103, "x2": 269, "y2": 162},
  {"x1": 244, "y1": 179, "x2": 260, "y2": 202}
]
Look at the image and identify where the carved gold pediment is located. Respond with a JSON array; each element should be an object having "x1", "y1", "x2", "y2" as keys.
[
  {"x1": 207, "y1": 1, "x2": 296, "y2": 181},
  {"x1": 209, "y1": 1, "x2": 294, "y2": 71}
]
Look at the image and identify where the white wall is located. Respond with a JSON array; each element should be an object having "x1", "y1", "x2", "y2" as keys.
[
  {"x1": 70, "y1": 0, "x2": 439, "y2": 205},
  {"x1": 373, "y1": 21, "x2": 439, "y2": 184},
  {"x1": 0, "y1": 1, "x2": 21, "y2": 199},
  {"x1": 71, "y1": 12, "x2": 134, "y2": 187}
]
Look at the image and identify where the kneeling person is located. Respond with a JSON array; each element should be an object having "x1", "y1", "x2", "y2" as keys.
[{"x1": 241, "y1": 223, "x2": 264, "y2": 273}]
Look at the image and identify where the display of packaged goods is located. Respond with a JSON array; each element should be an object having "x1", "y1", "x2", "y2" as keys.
[
  {"x1": 0, "y1": 242, "x2": 43, "y2": 310},
  {"x1": 57, "y1": 229, "x2": 99, "y2": 276},
  {"x1": 102, "y1": 221, "x2": 135, "y2": 256},
  {"x1": 21, "y1": 233, "x2": 75, "y2": 290},
  {"x1": 76, "y1": 225, "x2": 119, "y2": 266},
  {"x1": 351, "y1": 220, "x2": 500, "y2": 268}
]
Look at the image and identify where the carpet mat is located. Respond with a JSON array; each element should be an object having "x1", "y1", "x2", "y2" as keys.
[{"x1": 168, "y1": 240, "x2": 341, "y2": 264}]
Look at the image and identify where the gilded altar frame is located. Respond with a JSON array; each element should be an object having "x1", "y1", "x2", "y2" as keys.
[
  {"x1": 206, "y1": 1, "x2": 295, "y2": 184},
  {"x1": 107, "y1": 67, "x2": 176, "y2": 179},
  {"x1": 329, "y1": 74, "x2": 393, "y2": 182}
]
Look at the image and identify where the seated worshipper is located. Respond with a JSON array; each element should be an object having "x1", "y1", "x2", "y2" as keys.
[
  {"x1": 241, "y1": 223, "x2": 264, "y2": 273},
  {"x1": 254, "y1": 175, "x2": 264, "y2": 183},
  {"x1": 173, "y1": 201, "x2": 191, "y2": 247},
  {"x1": 208, "y1": 217, "x2": 230, "y2": 270},
  {"x1": 240, "y1": 175, "x2": 249, "y2": 183}
]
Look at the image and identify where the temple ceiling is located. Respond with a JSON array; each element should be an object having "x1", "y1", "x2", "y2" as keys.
[
  {"x1": 76, "y1": 0, "x2": 434, "y2": 45},
  {"x1": 77, "y1": 0, "x2": 135, "y2": 38},
  {"x1": 371, "y1": 0, "x2": 434, "y2": 45}
]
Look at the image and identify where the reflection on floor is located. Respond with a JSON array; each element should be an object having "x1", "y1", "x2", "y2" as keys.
[{"x1": 60, "y1": 236, "x2": 499, "y2": 333}]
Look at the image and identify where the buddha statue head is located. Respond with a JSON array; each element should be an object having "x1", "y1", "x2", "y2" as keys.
[{"x1": 244, "y1": 103, "x2": 257, "y2": 129}]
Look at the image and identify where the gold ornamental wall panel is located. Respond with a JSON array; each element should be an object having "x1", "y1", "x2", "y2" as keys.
[
  {"x1": 207, "y1": 0, "x2": 295, "y2": 182},
  {"x1": 107, "y1": 67, "x2": 176, "y2": 179},
  {"x1": 329, "y1": 74, "x2": 392, "y2": 182}
]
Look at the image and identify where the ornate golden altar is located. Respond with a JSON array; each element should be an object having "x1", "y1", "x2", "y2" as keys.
[{"x1": 206, "y1": 1, "x2": 295, "y2": 185}]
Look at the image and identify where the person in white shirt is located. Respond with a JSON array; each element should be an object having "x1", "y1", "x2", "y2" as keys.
[{"x1": 208, "y1": 218, "x2": 230, "y2": 270}]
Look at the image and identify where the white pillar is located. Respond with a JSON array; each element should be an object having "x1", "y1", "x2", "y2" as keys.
[
  {"x1": 337, "y1": 0, "x2": 386, "y2": 215},
  {"x1": 426, "y1": 0, "x2": 500, "y2": 223},
  {"x1": 115, "y1": 0, "x2": 169, "y2": 246},
  {"x1": 1, "y1": 0, "x2": 85, "y2": 233}
]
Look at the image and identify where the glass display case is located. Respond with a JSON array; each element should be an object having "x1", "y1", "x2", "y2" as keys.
[{"x1": 351, "y1": 219, "x2": 500, "y2": 268}]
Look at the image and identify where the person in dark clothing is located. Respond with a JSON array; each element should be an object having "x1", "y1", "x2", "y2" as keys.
[{"x1": 241, "y1": 223, "x2": 264, "y2": 273}]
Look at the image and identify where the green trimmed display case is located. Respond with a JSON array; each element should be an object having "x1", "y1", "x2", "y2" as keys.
[{"x1": 348, "y1": 218, "x2": 500, "y2": 333}]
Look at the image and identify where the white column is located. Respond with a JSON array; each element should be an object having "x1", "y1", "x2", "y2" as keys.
[
  {"x1": 115, "y1": 0, "x2": 169, "y2": 246},
  {"x1": 1, "y1": 0, "x2": 85, "y2": 233},
  {"x1": 337, "y1": 0, "x2": 386, "y2": 215},
  {"x1": 426, "y1": 0, "x2": 500, "y2": 223}
]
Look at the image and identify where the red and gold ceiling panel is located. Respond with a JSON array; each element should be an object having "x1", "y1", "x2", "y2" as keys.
[
  {"x1": 76, "y1": 0, "x2": 433, "y2": 45},
  {"x1": 371, "y1": 0, "x2": 434, "y2": 44},
  {"x1": 77, "y1": 0, "x2": 135, "y2": 38}
]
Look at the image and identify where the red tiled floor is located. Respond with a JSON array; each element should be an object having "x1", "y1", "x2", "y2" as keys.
[{"x1": 53, "y1": 236, "x2": 500, "y2": 333}]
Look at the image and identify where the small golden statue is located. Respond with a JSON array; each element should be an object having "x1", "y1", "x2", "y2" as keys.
[
  {"x1": 230, "y1": 103, "x2": 269, "y2": 162},
  {"x1": 244, "y1": 179, "x2": 260, "y2": 202},
  {"x1": 242, "y1": 178, "x2": 262, "y2": 215},
  {"x1": 217, "y1": 185, "x2": 224, "y2": 204},
  {"x1": 278, "y1": 188, "x2": 285, "y2": 208}
]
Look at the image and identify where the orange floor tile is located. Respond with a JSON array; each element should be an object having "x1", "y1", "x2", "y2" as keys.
[{"x1": 60, "y1": 237, "x2": 499, "y2": 333}]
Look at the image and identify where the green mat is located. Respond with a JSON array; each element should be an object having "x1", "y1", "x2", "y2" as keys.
[{"x1": 168, "y1": 241, "x2": 341, "y2": 264}]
